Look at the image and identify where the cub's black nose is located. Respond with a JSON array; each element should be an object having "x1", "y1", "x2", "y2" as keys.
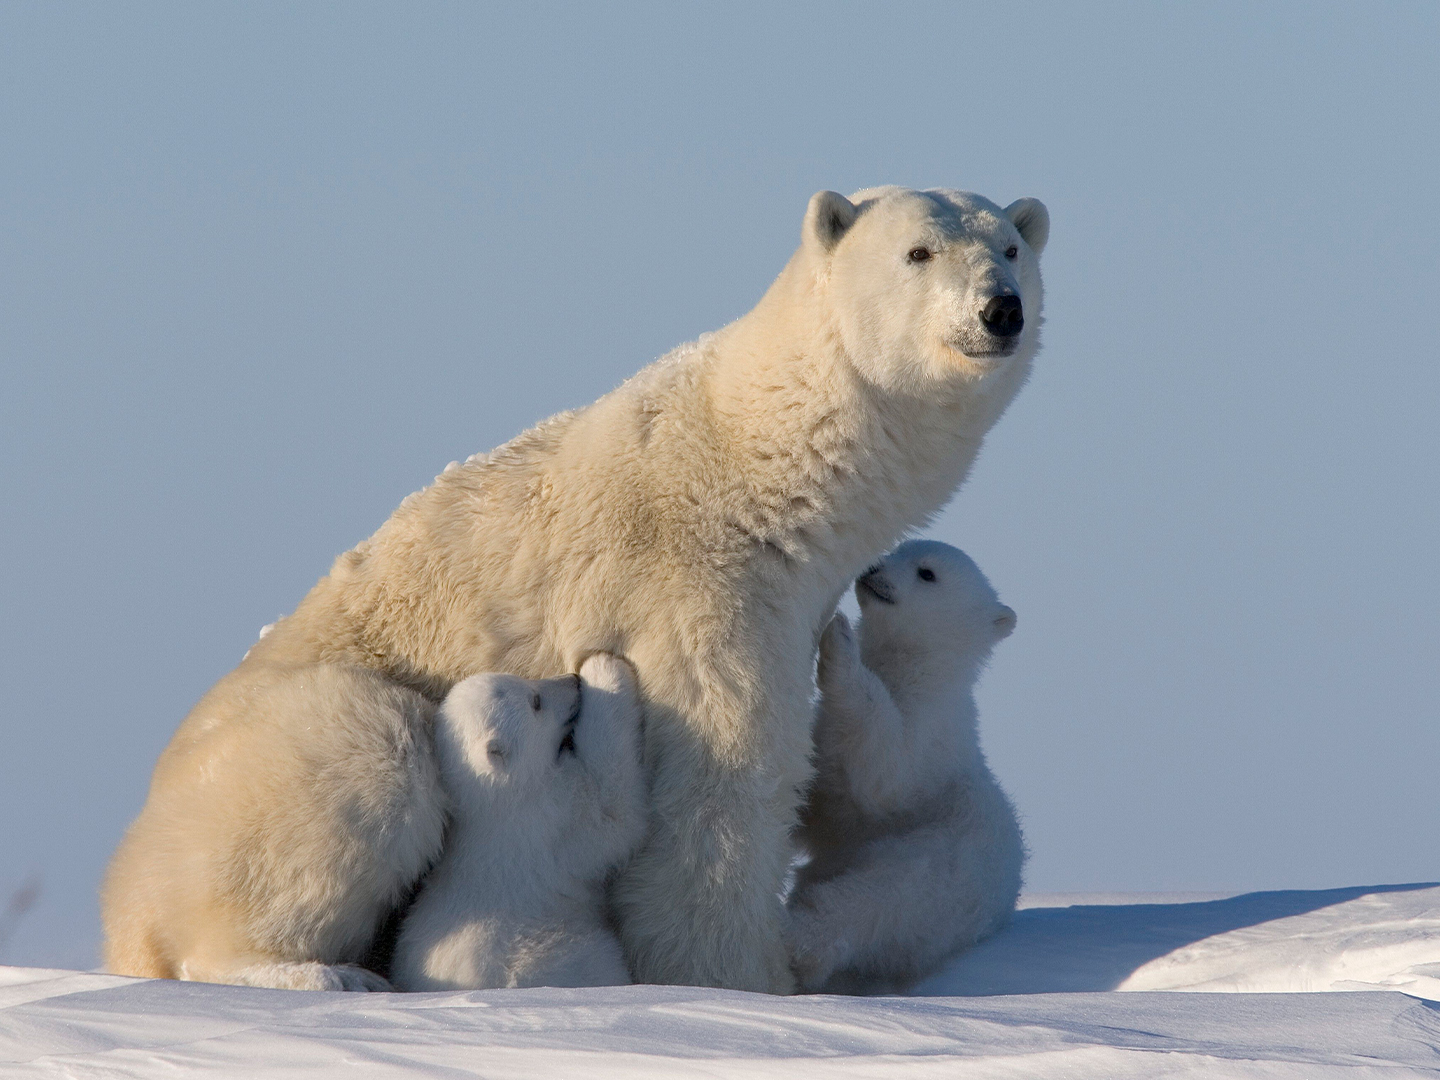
[{"x1": 980, "y1": 294, "x2": 1024, "y2": 337}]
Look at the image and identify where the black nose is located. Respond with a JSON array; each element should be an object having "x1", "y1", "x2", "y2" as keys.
[{"x1": 979, "y1": 295, "x2": 1024, "y2": 337}]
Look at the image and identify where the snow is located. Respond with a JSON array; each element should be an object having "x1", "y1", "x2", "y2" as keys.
[
  {"x1": 3, "y1": 885, "x2": 1438, "y2": 1077},
  {"x1": 918, "y1": 882, "x2": 1440, "y2": 998}
]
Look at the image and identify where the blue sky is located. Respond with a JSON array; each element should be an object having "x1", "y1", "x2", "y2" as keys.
[{"x1": 2, "y1": 2, "x2": 1436, "y2": 967}]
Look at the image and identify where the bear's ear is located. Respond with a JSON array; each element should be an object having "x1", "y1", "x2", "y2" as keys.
[
  {"x1": 803, "y1": 190, "x2": 858, "y2": 255},
  {"x1": 1004, "y1": 198, "x2": 1049, "y2": 256}
]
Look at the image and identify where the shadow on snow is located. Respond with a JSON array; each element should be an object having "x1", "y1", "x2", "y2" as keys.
[{"x1": 911, "y1": 882, "x2": 1439, "y2": 996}]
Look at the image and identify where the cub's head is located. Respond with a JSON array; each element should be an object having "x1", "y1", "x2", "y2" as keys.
[
  {"x1": 802, "y1": 186, "x2": 1048, "y2": 396},
  {"x1": 855, "y1": 539, "x2": 1016, "y2": 676},
  {"x1": 435, "y1": 672, "x2": 583, "y2": 803}
]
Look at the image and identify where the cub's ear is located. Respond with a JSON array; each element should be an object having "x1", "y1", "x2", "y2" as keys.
[
  {"x1": 803, "y1": 190, "x2": 858, "y2": 255},
  {"x1": 1004, "y1": 198, "x2": 1050, "y2": 256}
]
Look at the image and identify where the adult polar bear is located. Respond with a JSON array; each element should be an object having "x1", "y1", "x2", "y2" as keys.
[{"x1": 102, "y1": 186, "x2": 1049, "y2": 994}]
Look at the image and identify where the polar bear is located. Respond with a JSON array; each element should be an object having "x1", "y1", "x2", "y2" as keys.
[
  {"x1": 391, "y1": 653, "x2": 647, "y2": 990},
  {"x1": 788, "y1": 541, "x2": 1025, "y2": 994},
  {"x1": 102, "y1": 187, "x2": 1048, "y2": 994}
]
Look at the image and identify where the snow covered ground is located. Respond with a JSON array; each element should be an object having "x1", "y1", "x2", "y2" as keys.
[{"x1": 3, "y1": 885, "x2": 1438, "y2": 1077}]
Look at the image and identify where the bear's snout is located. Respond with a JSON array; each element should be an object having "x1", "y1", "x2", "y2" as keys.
[
  {"x1": 530, "y1": 673, "x2": 582, "y2": 727},
  {"x1": 856, "y1": 567, "x2": 897, "y2": 606},
  {"x1": 979, "y1": 294, "x2": 1024, "y2": 338}
]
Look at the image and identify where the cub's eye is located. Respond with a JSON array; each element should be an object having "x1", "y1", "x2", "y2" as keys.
[
  {"x1": 907, "y1": 247, "x2": 932, "y2": 263},
  {"x1": 557, "y1": 729, "x2": 577, "y2": 759},
  {"x1": 1005, "y1": 245, "x2": 1019, "y2": 260},
  {"x1": 531, "y1": 693, "x2": 543, "y2": 712},
  {"x1": 486, "y1": 740, "x2": 506, "y2": 761},
  {"x1": 917, "y1": 568, "x2": 936, "y2": 582}
]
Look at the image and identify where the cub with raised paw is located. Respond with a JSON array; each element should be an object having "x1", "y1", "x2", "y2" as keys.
[{"x1": 790, "y1": 540, "x2": 1025, "y2": 993}]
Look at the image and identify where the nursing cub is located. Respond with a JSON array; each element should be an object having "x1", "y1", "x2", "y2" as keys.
[
  {"x1": 789, "y1": 541, "x2": 1025, "y2": 993},
  {"x1": 392, "y1": 653, "x2": 647, "y2": 990}
]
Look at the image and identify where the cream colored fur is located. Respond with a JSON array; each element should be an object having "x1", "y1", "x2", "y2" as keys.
[
  {"x1": 789, "y1": 541, "x2": 1025, "y2": 993},
  {"x1": 102, "y1": 187, "x2": 1048, "y2": 993},
  {"x1": 102, "y1": 664, "x2": 445, "y2": 990},
  {"x1": 391, "y1": 654, "x2": 647, "y2": 990}
]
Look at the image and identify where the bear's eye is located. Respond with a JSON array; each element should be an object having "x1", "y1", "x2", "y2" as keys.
[
  {"x1": 531, "y1": 693, "x2": 543, "y2": 712},
  {"x1": 1004, "y1": 245, "x2": 1019, "y2": 260},
  {"x1": 486, "y1": 740, "x2": 506, "y2": 761},
  {"x1": 917, "y1": 568, "x2": 936, "y2": 583},
  {"x1": 907, "y1": 247, "x2": 932, "y2": 263}
]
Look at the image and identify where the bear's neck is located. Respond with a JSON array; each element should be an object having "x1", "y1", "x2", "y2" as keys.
[{"x1": 703, "y1": 257, "x2": 1009, "y2": 583}]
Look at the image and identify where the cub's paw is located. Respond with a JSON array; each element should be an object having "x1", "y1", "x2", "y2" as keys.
[
  {"x1": 817, "y1": 613, "x2": 860, "y2": 684},
  {"x1": 576, "y1": 652, "x2": 644, "y2": 763},
  {"x1": 579, "y1": 652, "x2": 638, "y2": 697}
]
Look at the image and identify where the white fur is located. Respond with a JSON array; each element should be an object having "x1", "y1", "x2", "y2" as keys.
[
  {"x1": 102, "y1": 187, "x2": 1047, "y2": 994},
  {"x1": 789, "y1": 541, "x2": 1025, "y2": 994},
  {"x1": 391, "y1": 654, "x2": 647, "y2": 990}
]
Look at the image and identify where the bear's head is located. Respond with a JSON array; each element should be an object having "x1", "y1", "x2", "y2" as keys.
[
  {"x1": 801, "y1": 186, "x2": 1048, "y2": 396},
  {"x1": 435, "y1": 672, "x2": 583, "y2": 808},
  {"x1": 854, "y1": 539, "x2": 1016, "y2": 679}
]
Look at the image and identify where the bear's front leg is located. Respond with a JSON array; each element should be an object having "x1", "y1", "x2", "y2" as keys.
[{"x1": 608, "y1": 648, "x2": 809, "y2": 994}]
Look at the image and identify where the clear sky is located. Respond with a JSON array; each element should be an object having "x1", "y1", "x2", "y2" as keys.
[{"x1": 2, "y1": 2, "x2": 1436, "y2": 969}]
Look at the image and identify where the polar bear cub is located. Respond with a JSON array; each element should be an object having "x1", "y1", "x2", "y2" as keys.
[
  {"x1": 391, "y1": 653, "x2": 647, "y2": 990},
  {"x1": 788, "y1": 540, "x2": 1025, "y2": 993}
]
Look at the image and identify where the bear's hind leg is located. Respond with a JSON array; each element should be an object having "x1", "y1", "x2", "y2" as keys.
[
  {"x1": 102, "y1": 662, "x2": 448, "y2": 989},
  {"x1": 789, "y1": 816, "x2": 1018, "y2": 993}
]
